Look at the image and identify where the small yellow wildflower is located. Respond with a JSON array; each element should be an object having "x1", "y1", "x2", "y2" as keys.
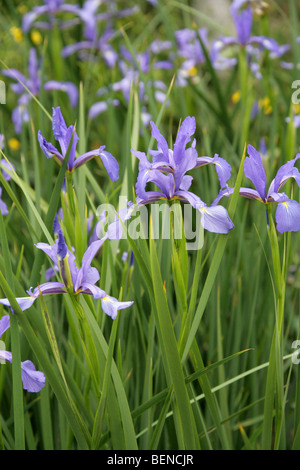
[
  {"x1": 8, "y1": 138, "x2": 21, "y2": 151},
  {"x1": 259, "y1": 97, "x2": 272, "y2": 115},
  {"x1": 294, "y1": 103, "x2": 300, "y2": 115},
  {"x1": 231, "y1": 90, "x2": 241, "y2": 104},
  {"x1": 31, "y1": 30, "x2": 43, "y2": 45},
  {"x1": 10, "y1": 27, "x2": 23, "y2": 43},
  {"x1": 188, "y1": 66, "x2": 197, "y2": 77}
]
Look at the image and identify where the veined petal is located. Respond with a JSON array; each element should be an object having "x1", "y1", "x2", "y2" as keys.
[
  {"x1": 101, "y1": 295, "x2": 134, "y2": 320},
  {"x1": 244, "y1": 144, "x2": 267, "y2": 200},
  {"x1": 21, "y1": 360, "x2": 46, "y2": 393},
  {"x1": 173, "y1": 116, "x2": 196, "y2": 166},
  {"x1": 74, "y1": 238, "x2": 104, "y2": 291},
  {"x1": 199, "y1": 205, "x2": 234, "y2": 234},
  {"x1": 275, "y1": 199, "x2": 300, "y2": 233},
  {"x1": 52, "y1": 106, "x2": 68, "y2": 142}
]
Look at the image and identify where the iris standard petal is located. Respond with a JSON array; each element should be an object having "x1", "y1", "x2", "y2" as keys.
[
  {"x1": 275, "y1": 199, "x2": 300, "y2": 233},
  {"x1": 172, "y1": 116, "x2": 196, "y2": 167},
  {"x1": 74, "y1": 238, "x2": 104, "y2": 291},
  {"x1": 232, "y1": 5, "x2": 252, "y2": 45},
  {"x1": 150, "y1": 120, "x2": 170, "y2": 162},
  {"x1": 52, "y1": 106, "x2": 68, "y2": 142},
  {"x1": 244, "y1": 144, "x2": 267, "y2": 200}
]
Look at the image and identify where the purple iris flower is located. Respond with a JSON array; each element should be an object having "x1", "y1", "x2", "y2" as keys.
[
  {"x1": 175, "y1": 28, "x2": 208, "y2": 72},
  {"x1": 210, "y1": 2, "x2": 290, "y2": 74},
  {"x1": 38, "y1": 106, "x2": 119, "y2": 179},
  {"x1": 0, "y1": 315, "x2": 45, "y2": 393},
  {"x1": 0, "y1": 230, "x2": 133, "y2": 320},
  {"x1": 2, "y1": 48, "x2": 78, "y2": 134},
  {"x1": 240, "y1": 144, "x2": 300, "y2": 233},
  {"x1": 130, "y1": 116, "x2": 234, "y2": 234},
  {"x1": 22, "y1": 0, "x2": 80, "y2": 33}
]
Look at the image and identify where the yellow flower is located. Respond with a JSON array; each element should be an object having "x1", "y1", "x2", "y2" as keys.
[
  {"x1": 187, "y1": 66, "x2": 197, "y2": 77},
  {"x1": 31, "y1": 30, "x2": 43, "y2": 45},
  {"x1": 294, "y1": 104, "x2": 300, "y2": 115},
  {"x1": 8, "y1": 138, "x2": 21, "y2": 151},
  {"x1": 231, "y1": 90, "x2": 241, "y2": 104},
  {"x1": 10, "y1": 27, "x2": 23, "y2": 43},
  {"x1": 259, "y1": 97, "x2": 272, "y2": 115}
]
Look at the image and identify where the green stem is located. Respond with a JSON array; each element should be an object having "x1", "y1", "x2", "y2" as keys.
[{"x1": 262, "y1": 208, "x2": 286, "y2": 449}]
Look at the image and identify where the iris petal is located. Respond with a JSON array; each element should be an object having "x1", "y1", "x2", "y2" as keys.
[
  {"x1": 199, "y1": 205, "x2": 234, "y2": 234},
  {"x1": 275, "y1": 199, "x2": 300, "y2": 233},
  {"x1": 244, "y1": 144, "x2": 267, "y2": 200}
]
